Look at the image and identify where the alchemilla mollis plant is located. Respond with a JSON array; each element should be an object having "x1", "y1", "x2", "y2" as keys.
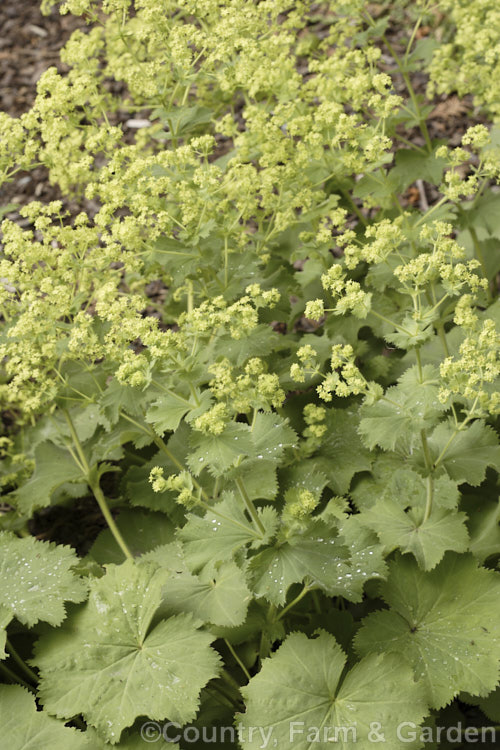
[{"x1": 2, "y1": 0, "x2": 500, "y2": 746}]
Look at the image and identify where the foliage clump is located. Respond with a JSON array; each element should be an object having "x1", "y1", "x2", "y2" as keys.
[{"x1": 2, "y1": 0, "x2": 500, "y2": 746}]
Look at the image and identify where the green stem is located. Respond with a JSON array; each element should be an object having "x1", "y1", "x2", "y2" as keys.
[
  {"x1": 277, "y1": 584, "x2": 311, "y2": 622},
  {"x1": 235, "y1": 478, "x2": 266, "y2": 536},
  {"x1": 469, "y1": 226, "x2": 493, "y2": 301},
  {"x1": 423, "y1": 474, "x2": 434, "y2": 524},
  {"x1": 312, "y1": 590, "x2": 322, "y2": 614},
  {"x1": 63, "y1": 410, "x2": 134, "y2": 562},
  {"x1": 90, "y1": 480, "x2": 134, "y2": 562},
  {"x1": 420, "y1": 429, "x2": 434, "y2": 522},
  {"x1": 415, "y1": 196, "x2": 447, "y2": 227},
  {"x1": 415, "y1": 348, "x2": 424, "y2": 382},
  {"x1": 370, "y1": 309, "x2": 412, "y2": 335},
  {"x1": 382, "y1": 34, "x2": 433, "y2": 152},
  {"x1": 220, "y1": 668, "x2": 243, "y2": 697},
  {"x1": 209, "y1": 679, "x2": 240, "y2": 709},
  {"x1": 341, "y1": 189, "x2": 367, "y2": 226},
  {"x1": 433, "y1": 428, "x2": 459, "y2": 470},
  {"x1": 207, "y1": 684, "x2": 238, "y2": 711},
  {"x1": 435, "y1": 321, "x2": 450, "y2": 357},
  {"x1": 5, "y1": 639, "x2": 38, "y2": 685},
  {"x1": 0, "y1": 662, "x2": 35, "y2": 692},
  {"x1": 224, "y1": 639, "x2": 251, "y2": 682}
]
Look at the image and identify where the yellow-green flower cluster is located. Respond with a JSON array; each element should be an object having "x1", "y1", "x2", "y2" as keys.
[
  {"x1": 149, "y1": 468, "x2": 196, "y2": 507},
  {"x1": 289, "y1": 345, "x2": 319, "y2": 383},
  {"x1": 428, "y1": 1, "x2": 500, "y2": 119},
  {"x1": 301, "y1": 403, "x2": 327, "y2": 455},
  {"x1": 149, "y1": 466, "x2": 169, "y2": 493},
  {"x1": 343, "y1": 219, "x2": 406, "y2": 270},
  {"x1": 193, "y1": 403, "x2": 229, "y2": 436},
  {"x1": 285, "y1": 488, "x2": 319, "y2": 519},
  {"x1": 394, "y1": 222, "x2": 486, "y2": 296},
  {"x1": 317, "y1": 345, "x2": 367, "y2": 401},
  {"x1": 180, "y1": 290, "x2": 279, "y2": 341},
  {"x1": 320, "y1": 265, "x2": 372, "y2": 319},
  {"x1": 208, "y1": 358, "x2": 284, "y2": 415},
  {"x1": 439, "y1": 320, "x2": 500, "y2": 414}
]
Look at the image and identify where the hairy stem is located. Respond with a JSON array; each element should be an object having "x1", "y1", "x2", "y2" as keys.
[
  {"x1": 5, "y1": 639, "x2": 38, "y2": 685},
  {"x1": 277, "y1": 584, "x2": 311, "y2": 622},
  {"x1": 64, "y1": 410, "x2": 134, "y2": 562}
]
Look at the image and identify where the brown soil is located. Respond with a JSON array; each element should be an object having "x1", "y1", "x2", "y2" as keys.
[{"x1": 0, "y1": 0, "x2": 86, "y2": 214}]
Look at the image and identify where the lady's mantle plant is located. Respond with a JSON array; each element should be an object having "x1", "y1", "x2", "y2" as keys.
[{"x1": 2, "y1": 0, "x2": 500, "y2": 747}]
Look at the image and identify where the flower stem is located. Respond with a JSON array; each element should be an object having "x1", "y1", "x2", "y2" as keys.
[
  {"x1": 5, "y1": 639, "x2": 38, "y2": 685},
  {"x1": 277, "y1": 584, "x2": 311, "y2": 621},
  {"x1": 63, "y1": 410, "x2": 134, "y2": 562}
]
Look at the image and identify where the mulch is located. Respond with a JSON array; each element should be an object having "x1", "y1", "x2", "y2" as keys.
[
  {"x1": 0, "y1": 0, "x2": 85, "y2": 213},
  {"x1": 0, "y1": 0, "x2": 83, "y2": 117}
]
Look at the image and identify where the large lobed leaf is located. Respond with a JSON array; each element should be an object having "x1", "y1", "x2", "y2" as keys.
[
  {"x1": 355, "y1": 554, "x2": 500, "y2": 708},
  {"x1": 239, "y1": 631, "x2": 427, "y2": 749},
  {"x1": 33, "y1": 560, "x2": 221, "y2": 744}
]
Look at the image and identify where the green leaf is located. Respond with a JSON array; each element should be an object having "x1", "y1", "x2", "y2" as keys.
[
  {"x1": 248, "y1": 413, "x2": 297, "y2": 463},
  {"x1": 355, "y1": 554, "x2": 500, "y2": 708},
  {"x1": 462, "y1": 496, "x2": 500, "y2": 563},
  {"x1": 146, "y1": 390, "x2": 212, "y2": 435},
  {"x1": 461, "y1": 190, "x2": 500, "y2": 236},
  {"x1": 139, "y1": 541, "x2": 189, "y2": 572},
  {"x1": 34, "y1": 560, "x2": 220, "y2": 743},
  {"x1": 188, "y1": 423, "x2": 254, "y2": 476},
  {"x1": 427, "y1": 420, "x2": 500, "y2": 486},
  {"x1": 100, "y1": 378, "x2": 146, "y2": 425},
  {"x1": 0, "y1": 533, "x2": 87, "y2": 647},
  {"x1": 315, "y1": 408, "x2": 372, "y2": 493},
  {"x1": 350, "y1": 453, "x2": 411, "y2": 511},
  {"x1": 14, "y1": 443, "x2": 86, "y2": 515},
  {"x1": 383, "y1": 316, "x2": 434, "y2": 349},
  {"x1": 159, "y1": 561, "x2": 251, "y2": 626},
  {"x1": 353, "y1": 170, "x2": 400, "y2": 202},
  {"x1": 279, "y1": 461, "x2": 329, "y2": 498},
  {"x1": 146, "y1": 236, "x2": 199, "y2": 282},
  {"x1": 359, "y1": 379, "x2": 443, "y2": 452},
  {"x1": 152, "y1": 104, "x2": 213, "y2": 136},
  {"x1": 0, "y1": 606, "x2": 11, "y2": 659},
  {"x1": 179, "y1": 493, "x2": 274, "y2": 571},
  {"x1": 390, "y1": 148, "x2": 447, "y2": 192},
  {"x1": 225, "y1": 459, "x2": 278, "y2": 500},
  {"x1": 85, "y1": 722, "x2": 180, "y2": 749},
  {"x1": 360, "y1": 499, "x2": 469, "y2": 570},
  {"x1": 476, "y1": 685, "x2": 500, "y2": 723},
  {"x1": 55, "y1": 403, "x2": 106, "y2": 444},
  {"x1": 0, "y1": 685, "x2": 89, "y2": 750},
  {"x1": 89, "y1": 510, "x2": 175, "y2": 564},
  {"x1": 212, "y1": 326, "x2": 278, "y2": 365},
  {"x1": 339, "y1": 515, "x2": 388, "y2": 597},
  {"x1": 239, "y1": 631, "x2": 427, "y2": 749},
  {"x1": 379, "y1": 468, "x2": 459, "y2": 511},
  {"x1": 90, "y1": 418, "x2": 153, "y2": 462},
  {"x1": 248, "y1": 522, "x2": 349, "y2": 606}
]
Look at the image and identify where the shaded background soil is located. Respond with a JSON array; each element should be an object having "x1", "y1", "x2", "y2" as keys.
[
  {"x1": 0, "y1": 0, "x2": 83, "y2": 117},
  {"x1": 0, "y1": 0, "x2": 85, "y2": 213}
]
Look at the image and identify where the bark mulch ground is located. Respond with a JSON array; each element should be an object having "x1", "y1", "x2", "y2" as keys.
[{"x1": 0, "y1": 0, "x2": 84, "y2": 213}]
